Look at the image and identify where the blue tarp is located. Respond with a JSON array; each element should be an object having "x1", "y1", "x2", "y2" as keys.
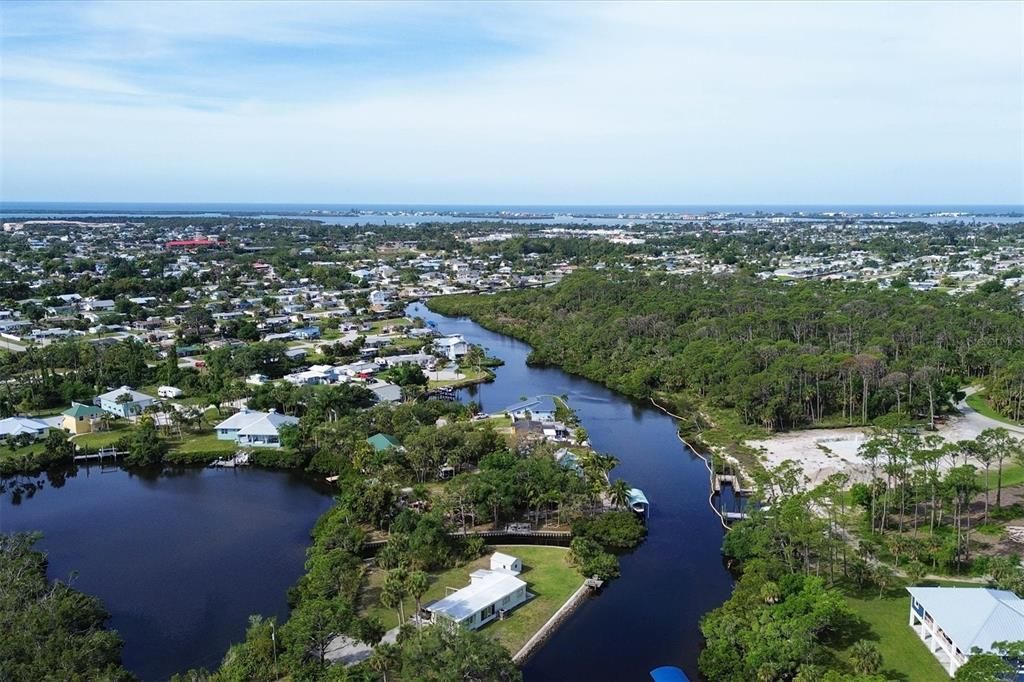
[{"x1": 650, "y1": 666, "x2": 689, "y2": 682}]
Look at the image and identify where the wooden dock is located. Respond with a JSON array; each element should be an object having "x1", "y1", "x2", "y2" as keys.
[
  {"x1": 712, "y1": 473, "x2": 752, "y2": 495},
  {"x1": 73, "y1": 447, "x2": 124, "y2": 464}
]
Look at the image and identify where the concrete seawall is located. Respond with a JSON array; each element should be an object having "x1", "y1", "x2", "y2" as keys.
[{"x1": 513, "y1": 580, "x2": 593, "y2": 665}]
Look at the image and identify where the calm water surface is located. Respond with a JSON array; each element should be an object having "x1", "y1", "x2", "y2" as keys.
[
  {"x1": 408, "y1": 302, "x2": 734, "y2": 682},
  {"x1": 1, "y1": 304, "x2": 734, "y2": 682},
  {"x1": 0, "y1": 466, "x2": 333, "y2": 681}
]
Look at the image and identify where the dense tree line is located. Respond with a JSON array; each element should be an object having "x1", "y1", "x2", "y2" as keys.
[
  {"x1": 0, "y1": 533, "x2": 133, "y2": 682},
  {"x1": 430, "y1": 270, "x2": 1024, "y2": 432}
]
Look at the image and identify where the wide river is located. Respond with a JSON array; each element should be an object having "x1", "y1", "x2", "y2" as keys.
[{"x1": 1, "y1": 305, "x2": 733, "y2": 681}]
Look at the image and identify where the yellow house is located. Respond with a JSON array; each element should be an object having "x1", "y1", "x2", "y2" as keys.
[{"x1": 62, "y1": 403, "x2": 105, "y2": 435}]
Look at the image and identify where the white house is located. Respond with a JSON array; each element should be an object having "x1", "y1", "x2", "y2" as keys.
[
  {"x1": 157, "y1": 385, "x2": 184, "y2": 399},
  {"x1": 908, "y1": 586, "x2": 1024, "y2": 676},
  {"x1": 246, "y1": 373, "x2": 270, "y2": 386},
  {"x1": 214, "y1": 409, "x2": 299, "y2": 448},
  {"x1": 95, "y1": 386, "x2": 158, "y2": 418},
  {"x1": 0, "y1": 416, "x2": 51, "y2": 441},
  {"x1": 426, "y1": 553, "x2": 527, "y2": 630},
  {"x1": 434, "y1": 334, "x2": 469, "y2": 361}
]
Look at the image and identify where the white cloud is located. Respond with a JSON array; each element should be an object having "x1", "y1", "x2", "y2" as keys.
[{"x1": 1, "y1": 1, "x2": 1021, "y2": 203}]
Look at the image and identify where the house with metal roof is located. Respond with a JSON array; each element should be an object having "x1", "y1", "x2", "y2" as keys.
[
  {"x1": 426, "y1": 553, "x2": 527, "y2": 630},
  {"x1": 0, "y1": 416, "x2": 51, "y2": 441},
  {"x1": 61, "y1": 403, "x2": 106, "y2": 435},
  {"x1": 214, "y1": 409, "x2": 299, "y2": 448},
  {"x1": 908, "y1": 586, "x2": 1024, "y2": 676},
  {"x1": 95, "y1": 386, "x2": 157, "y2": 418}
]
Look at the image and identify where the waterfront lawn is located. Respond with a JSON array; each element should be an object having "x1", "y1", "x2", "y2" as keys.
[
  {"x1": 170, "y1": 431, "x2": 237, "y2": 454},
  {"x1": 0, "y1": 441, "x2": 47, "y2": 468},
  {"x1": 428, "y1": 367, "x2": 491, "y2": 388},
  {"x1": 833, "y1": 582, "x2": 965, "y2": 682},
  {"x1": 361, "y1": 545, "x2": 582, "y2": 653},
  {"x1": 966, "y1": 392, "x2": 1020, "y2": 426},
  {"x1": 72, "y1": 422, "x2": 134, "y2": 450}
]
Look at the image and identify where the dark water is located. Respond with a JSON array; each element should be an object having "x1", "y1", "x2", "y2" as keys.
[
  {"x1": 407, "y1": 302, "x2": 734, "y2": 682},
  {"x1": 0, "y1": 466, "x2": 333, "y2": 681}
]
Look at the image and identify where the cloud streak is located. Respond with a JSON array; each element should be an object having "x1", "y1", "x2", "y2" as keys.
[{"x1": 1, "y1": 1, "x2": 1021, "y2": 203}]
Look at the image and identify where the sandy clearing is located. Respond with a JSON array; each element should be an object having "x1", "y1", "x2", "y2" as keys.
[{"x1": 747, "y1": 395, "x2": 1024, "y2": 486}]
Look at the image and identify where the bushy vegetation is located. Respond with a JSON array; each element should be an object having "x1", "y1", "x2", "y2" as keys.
[
  {"x1": 0, "y1": 533, "x2": 133, "y2": 682},
  {"x1": 431, "y1": 270, "x2": 1023, "y2": 431}
]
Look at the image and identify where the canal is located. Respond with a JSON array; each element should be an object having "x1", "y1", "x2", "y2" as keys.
[
  {"x1": 1, "y1": 304, "x2": 733, "y2": 681},
  {"x1": 409, "y1": 302, "x2": 734, "y2": 682}
]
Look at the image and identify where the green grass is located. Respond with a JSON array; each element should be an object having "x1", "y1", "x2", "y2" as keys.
[
  {"x1": 981, "y1": 464, "x2": 1024, "y2": 491},
  {"x1": 72, "y1": 422, "x2": 134, "y2": 449},
  {"x1": 966, "y1": 392, "x2": 1020, "y2": 426},
  {"x1": 428, "y1": 367, "x2": 492, "y2": 388},
  {"x1": 170, "y1": 431, "x2": 238, "y2": 454},
  {"x1": 837, "y1": 581, "x2": 976, "y2": 682},
  {"x1": 361, "y1": 545, "x2": 582, "y2": 653},
  {"x1": 0, "y1": 441, "x2": 47, "y2": 465}
]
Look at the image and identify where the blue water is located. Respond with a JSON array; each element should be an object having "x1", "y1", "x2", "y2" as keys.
[
  {"x1": 0, "y1": 466, "x2": 333, "y2": 681},
  {"x1": 409, "y1": 302, "x2": 735, "y2": 682},
  {"x1": 2, "y1": 201, "x2": 1021, "y2": 227}
]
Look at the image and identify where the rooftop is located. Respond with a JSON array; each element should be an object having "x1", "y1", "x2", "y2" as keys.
[
  {"x1": 908, "y1": 587, "x2": 1024, "y2": 653},
  {"x1": 426, "y1": 570, "x2": 526, "y2": 622}
]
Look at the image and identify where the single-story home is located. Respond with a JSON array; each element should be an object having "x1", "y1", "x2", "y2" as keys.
[
  {"x1": 61, "y1": 403, "x2": 106, "y2": 435},
  {"x1": 908, "y1": 586, "x2": 1024, "y2": 676},
  {"x1": 214, "y1": 409, "x2": 299, "y2": 448},
  {"x1": 293, "y1": 326, "x2": 321, "y2": 340},
  {"x1": 95, "y1": 386, "x2": 158, "y2": 418},
  {"x1": 0, "y1": 416, "x2": 51, "y2": 441},
  {"x1": 426, "y1": 553, "x2": 528, "y2": 630}
]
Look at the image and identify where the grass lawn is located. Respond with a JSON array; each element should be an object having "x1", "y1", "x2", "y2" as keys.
[
  {"x1": 361, "y1": 545, "x2": 582, "y2": 653},
  {"x1": 966, "y1": 392, "x2": 1020, "y2": 426},
  {"x1": 429, "y1": 367, "x2": 492, "y2": 389},
  {"x1": 836, "y1": 580, "x2": 978, "y2": 682},
  {"x1": 170, "y1": 430, "x2": 238, "y2": 454},
  {"x1": 981, "y1": 464, "x2": 1024, "y2": 491},
  {"x1": 72, "y1": 422, "x2": 134, "y2": 450},
  {"x1": 0, "y1": 441, "x2": 47, "y2": 466},
  {"x1": 479, "y1": 415, "x2": 514, "y2": 429},
  {"x1": 368, "y1": 317, "x2": 410, "y2": 331}
]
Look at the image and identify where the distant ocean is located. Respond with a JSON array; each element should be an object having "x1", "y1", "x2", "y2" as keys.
[
  {"x1": 2, "y1": 201, "x2": 1022, "y2": 215},
  {"x1": 1, "y1": 202, "x2": 1021, "y2": 227}
]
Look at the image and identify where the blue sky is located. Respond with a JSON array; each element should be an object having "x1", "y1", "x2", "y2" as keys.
[{"x1": 1, "y1": 1, "x2": 1021, "y2": 204}]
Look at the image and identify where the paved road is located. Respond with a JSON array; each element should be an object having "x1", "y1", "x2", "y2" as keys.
[{"x1": 958, "y1": 386, "x2": 1024, "y2": 438}]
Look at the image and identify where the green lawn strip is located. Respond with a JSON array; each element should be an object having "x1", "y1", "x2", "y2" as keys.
[
  {"x1": 368, "y1": 317, "x2": 410, "y2": 331},
  {"x1": 71, "y1": 422, "x2": 135, "y2": 450},
  {"x1": 0, "y1": 441, "x2": 48, "y2": 465},
  {"x1": 428, "y1": 367, "x2": 492, "y2": 389},
  {"x1": 169, "y1": 431, "x2": 238, "y2": 454},
  {"x1": 966, "y1": 392, "x2": 1020, "y2": 426},
  {"x1": 836, "y1": 579, "x2": 977, "y2": 682},
  {"x1": 982, "y1": 464, "x2": 1024, "y2": 491},
  {"x1": 361, "y1": 545, "x2": 582, "y2": 653}
]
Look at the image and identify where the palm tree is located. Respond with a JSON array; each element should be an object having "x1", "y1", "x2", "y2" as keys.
[
  {"x1": 608, "y1": 479, "x2": 631, "y2": 509},
  {"x1": 406, "y1": 571, "x2": 429, "y2": 618},
  {"x1": 368, "y1": 642, "x2": 397, "y2": 682},
  {"x1": 849, "y1": 640, "x2": 883, "y2": 675}
]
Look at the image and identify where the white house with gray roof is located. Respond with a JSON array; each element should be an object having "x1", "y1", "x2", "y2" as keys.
[
  {"x1": 95, "y1": 386, "x2": 157, "y2": 418},
  {"x1": 215, "y1": 408, "x2": 299, "y2": 448},
  {"x1": 908, "y1": 586, "x2": 1024, "y2": 676}
]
